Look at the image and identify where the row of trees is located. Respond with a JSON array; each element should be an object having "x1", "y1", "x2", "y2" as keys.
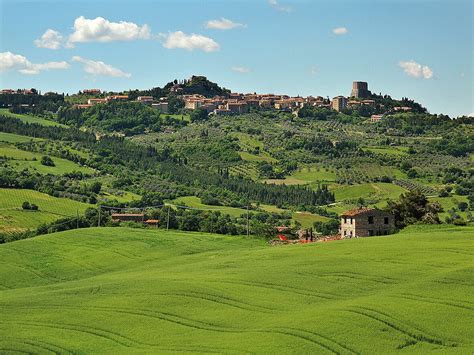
[{"x1": 0, "y1": 206, "x2": 291, "y2": 244}]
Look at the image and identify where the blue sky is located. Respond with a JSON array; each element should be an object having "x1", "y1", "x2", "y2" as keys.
[{"x1": 0, "y1": 0, "x2": 472, "y2": 116}]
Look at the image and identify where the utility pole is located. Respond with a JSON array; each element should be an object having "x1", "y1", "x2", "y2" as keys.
[
  {"x1": 166, "y1": 205, "x2": 171, "y2": 231},
  {"x1": 246, "y1": 204, "x2": 250, "y2": 237},
  {"x1": 98, "y1": 206, "x2": 101, "y2": 227}
]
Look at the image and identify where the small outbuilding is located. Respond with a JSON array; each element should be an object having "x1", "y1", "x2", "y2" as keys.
[{"x1": 340, "y1": 207, "x2": 394, "y2": 238}]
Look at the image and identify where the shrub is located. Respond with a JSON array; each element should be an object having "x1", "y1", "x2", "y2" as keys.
[
  {"x1": 438, "y1": 189, "x2": 449, "y2": 197},
  {"x1": 40, "y1": 155, "x2": 55, "y2": 167}
]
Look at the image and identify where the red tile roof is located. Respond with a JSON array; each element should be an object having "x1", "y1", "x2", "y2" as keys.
[{"x1": 340, "y1": 207, "x2": 376, "y2": 217}]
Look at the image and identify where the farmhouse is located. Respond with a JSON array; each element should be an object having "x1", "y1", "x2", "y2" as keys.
[{"x1": 340, "y1": 207, "x2": 394, "y2": 238}]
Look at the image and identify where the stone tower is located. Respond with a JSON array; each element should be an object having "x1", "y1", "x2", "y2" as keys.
[{"x1": 351, "y1": 81, "x2": 371, "y2": 98}]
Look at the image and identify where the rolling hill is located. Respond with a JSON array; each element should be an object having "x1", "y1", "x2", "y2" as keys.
[
  {"x1": 0, "y1": 225, "x2": 472, "y2": 353},
  {"x1": 0, "y1": 188, "x2": 91, "y2": 233}
]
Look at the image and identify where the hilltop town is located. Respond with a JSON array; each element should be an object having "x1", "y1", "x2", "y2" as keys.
[{"x1": 1, "y1": 76, "x2": 423, "y2": 123}]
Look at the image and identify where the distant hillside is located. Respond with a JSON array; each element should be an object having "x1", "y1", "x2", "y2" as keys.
[{"x1": 0, "y1": 225, "x2": 472, "y2": 353}]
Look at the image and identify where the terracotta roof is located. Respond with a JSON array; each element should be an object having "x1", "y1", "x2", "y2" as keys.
[
  {"x1": 340, "y1": 207, "x2": 376, "y2": 217},
  {"x1": 145, "y1": 219, "x2": 160, "y2": 223}
]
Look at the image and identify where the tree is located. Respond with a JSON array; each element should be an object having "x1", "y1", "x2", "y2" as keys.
[
  {"x1": 167, "y1": 95, "x2": 185, "y2": 114},
  {"x1": 190, "y1": 108, "x2": 208, "y2": 122},
  {"x1": 90, "y1": 181, "x2": 102, "y2": 194},
  {"x1": 40, "y1": 155, "x2": 55, "y2": 167},
  {"x1": 22, "y1": 201, "x2": 31, "y2": 210},
  {"x1": 407, "y1": 168, "x2": 419, "y2": 178},
  {"x1": 386, "y1": 189, "x2": 443, "y2": 228},
  {"x1": 314, "y1": 219, "x2": 339, "y2": 235}
]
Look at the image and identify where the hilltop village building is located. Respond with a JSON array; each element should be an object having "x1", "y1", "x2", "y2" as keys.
[
  {"x1": 82, "y1": 89, "x2": 101, "y2": 94},
  {"x1": 331, "y1": 96, "x2": 347, "y2": 112},
  {"x1": 340, "y1": 208, "x2": 394, "y2": 238}
]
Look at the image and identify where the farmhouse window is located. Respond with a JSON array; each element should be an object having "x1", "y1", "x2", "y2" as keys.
[
  {"x1": 368, "y1": 216, "x2": 374, "y2": 224},
  {"x1": 384, "y1": 217, "x2": 389, "y2": 224}
]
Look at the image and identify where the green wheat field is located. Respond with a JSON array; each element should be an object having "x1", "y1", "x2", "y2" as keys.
[{"x1": 0, "y1": 225, "x2": 472, "y2": 353}]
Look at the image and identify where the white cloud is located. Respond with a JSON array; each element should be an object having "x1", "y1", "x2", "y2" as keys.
[
  {"x1": 20, "y1": 61, "x2": 70, "y2": 75},
  {"x1": 0, "y1": 51, "x2": 69, "y2": 75},
  {"x1": 161, "y1": 31, "x2": 219, "y2": 52},
  {"x1": 333, "y1": 27, "x2": 348, "y2": 35},
  {"x1": 231, "y1": 66, "x2": 250, "y2": 73},
  {"x1": 71, "y1": 56, "x2": 131, "y2": 78},
  {"x1": 399, "y1": 60, "x2": 433, "y2": 79},
  {"x1": 67, "y1": 16, "x2": 150, "y2": 46},
  {"x1": 34, "y1": 29, "x2": 64, "y2": 49},
  {"x1": 310, "y1": 66, "x2": 317, "y2": 75},
  {"x1": 0, "y1": 52, "x2": 29, "y2": 72},
  {"x1": 422, "y1": 65, "x2": 433, "y2": 79},
  {"x1": 205, "y1": 18, "x2": 246, "y2": 30},
  {"x1": 268, "y1": 0, "x2": 292, "y2": 12}
]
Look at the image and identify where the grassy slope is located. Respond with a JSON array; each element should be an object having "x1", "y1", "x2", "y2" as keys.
[
  {"x1": 0, "y1": 108, "x2": 67, "y2": 128},
  {"x1": 0, "y1": 225, "x2": 472, "y2": 353},
  {"x1": 363, "y1": 146, "x2": 409, "y2": 156},
  {"x1": 0, "y1": 188, "x2": 91, "y2": 232},
  {"x1": 0, "y1": 132, "x2": 43, "y2": 143},
  {"x1": 0, "y1": 142, "x2": 94, "y2": 175},
  {"x1": 431, "y1": 195, "x2": 470, "y2": 221},
  {"x1": 239, "y1": 151, "x2": 277, "y2": 163},
  {"x1": 332, "y1": 183, "x2": 407, "y2": 202}
]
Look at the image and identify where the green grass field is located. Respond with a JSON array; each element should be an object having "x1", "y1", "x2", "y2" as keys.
[
  {"x1": 0, "y1": 188, "x2": 91, "y2": 233},
  {"x1": 363, "y1": 146, "x2": 409, "y2": 156},
  {"x1": 233, "y1": 132, "x2": 264, "y2": 150},
  {"x1": 265, "y1": 165, "x2": 336, "y2": 186},
  {"x1": 163, "y1": 113, "x2": 191, "y2": 122},
  {"x1": 291, "y1": 165, "x2": 337, "y2": 183},
  {"x1": 239, "y1": 151, "x2": 277, "y2": 163},
  {"x1": 292, "y1": 211, "x2": 330, "y2": 227},
  {"x1": 100, "y1": 190, "x2": 141, "y2": 204},
  {"x1": 331, "y1": 183, "x2": 407, "y2": 202},
  {"x1": 0, "y1": 225, "x2": 472, "y2": 353},
  {"x1": 0, "y1": 142, "x2": 95, "y2": 175},
  {"x1": 0, "y1": 132, "x2": 43, "y2": 143},
  {"x1": 430, "y1": 195, "x2": 470, "y2": 221},
  {"x1": 0, "y1": 108, "x2": 67, "y2": 127}
]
